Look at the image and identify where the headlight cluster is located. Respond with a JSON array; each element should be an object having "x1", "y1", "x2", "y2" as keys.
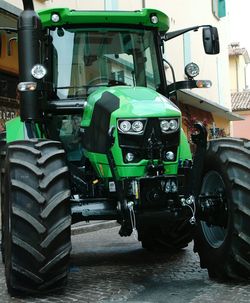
[
  {"x1": 118, "y1": 119, "x2": 147, "y2": 135},
  {"x1": 159, "y1": 118, "x2": 179, "y2": 133}
]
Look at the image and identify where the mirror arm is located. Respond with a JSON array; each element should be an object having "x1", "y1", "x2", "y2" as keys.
[{"x1": 163, "y1": 25, "x2": 212, "y2": 41}]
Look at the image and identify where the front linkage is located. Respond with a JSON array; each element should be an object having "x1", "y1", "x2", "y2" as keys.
[{"x1": 70, "y1": 120, "x2": 227, "y2": 240}]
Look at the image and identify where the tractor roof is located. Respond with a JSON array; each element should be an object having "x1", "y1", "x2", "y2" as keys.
[{"x1": 38, "y1": 8, "x2": 169, "y2": 33}]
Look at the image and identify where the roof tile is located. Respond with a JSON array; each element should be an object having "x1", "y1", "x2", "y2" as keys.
[{"x1": 231, "y1": 91, "x2": 250, "y2": 111}]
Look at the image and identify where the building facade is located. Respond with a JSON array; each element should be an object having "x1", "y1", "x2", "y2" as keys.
[
  {"x1": 0, "y1": 1, "x2": 21, "y2": 129},
  {"x1": 229, "y1": 43, "x2": 250, "y2": 92},
  {"x1": 0, "y1": 0, "x2": 240, "y2": 136},
  {"x1": 231, "y1": 92, "x2": 250, "y2": 139},
  {"x1": 229, "y1": 43, "x2": 250, "y2": 139}
]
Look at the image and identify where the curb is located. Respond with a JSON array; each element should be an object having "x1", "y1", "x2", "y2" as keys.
[
  {"x1": 71, "y1": 220, "x2": 119, "y2": 235},
  {"x1": 0, "y1": 220, "x2": 118, "y2": 237}
]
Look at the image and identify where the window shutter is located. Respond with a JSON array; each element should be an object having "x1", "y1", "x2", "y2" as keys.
[
  {"x1": 218, "y1": 0, "x2": 226, "y2": 18},
  {"x1": 212, "y1": 0, "x2": 226, "y2": 19}
]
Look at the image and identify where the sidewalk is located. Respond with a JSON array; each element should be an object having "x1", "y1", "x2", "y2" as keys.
[{"x1": 71, "y1": 220, "x2": 118, "y2": 235}]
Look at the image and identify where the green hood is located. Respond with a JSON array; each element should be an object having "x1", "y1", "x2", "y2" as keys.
[{"x1": 82, "y1": 86, "x2": 181, "y2": 127}]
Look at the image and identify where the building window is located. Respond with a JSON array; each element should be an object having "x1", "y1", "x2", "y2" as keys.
[{"x1": 212, "y1": 0, "x2": 226, "y2": 18}]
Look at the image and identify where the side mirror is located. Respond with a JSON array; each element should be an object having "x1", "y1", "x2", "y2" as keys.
[{"x1": 202, "y1": 27, "x2": 220, "y2": 54}]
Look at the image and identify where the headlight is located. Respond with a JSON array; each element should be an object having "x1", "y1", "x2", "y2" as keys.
[
  {"x1": 150, "y1": 15, "x2": 158, "y2": 24},
  {"x1": 160, "y1": 120, "x2": 170, "y2": 132},
  {"x1": 125, "y1": 152, "x2": 135, "y2": 162},
  {"x1": 51, "y1": 13, "x2": 60, "y2": 23},
  {"x1": 184, "y1": 62, "x2": 199, "y2": 79},
  {"x1": 169, "y1": 119, "x2": 178, "y2": 131},
  {"x1": 132, "y1": 121, "x2": 144, "y2": 133},
  {"x1": 159, "y1": 118, "x2": 179, "y2": 133},
  {"x1": 118, "y1": 119, "x2": 147, "y2": 135},
  {"x1": 119, "y1": 120, "x2": 131, "y2": 132},
  {"x1": 31, "y1": 64, "x2": 47, "y2": 80}
]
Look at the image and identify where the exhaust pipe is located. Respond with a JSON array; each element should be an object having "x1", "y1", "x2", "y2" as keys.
[
  {"x1": 18, "y1": 0, "x2": 42, "y2": 121},
  {"x1": 23, "y1": 0, "x2": 34, "y2": 10}
]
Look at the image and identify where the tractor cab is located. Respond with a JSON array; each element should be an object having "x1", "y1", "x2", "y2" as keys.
[{"x1": 35, "y1": 9, "x2": 169, "y2": 161}]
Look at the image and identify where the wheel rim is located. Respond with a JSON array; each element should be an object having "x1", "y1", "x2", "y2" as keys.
[{"x1": 200, "y1": 170, "x2": 228, "y2": 249}]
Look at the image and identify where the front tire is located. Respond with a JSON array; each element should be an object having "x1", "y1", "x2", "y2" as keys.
[
  {"x1": 139, "y1": 221, "x2": 193, "y2": 251},
  {"x1": 194, "y1": 138, "x2": 250, "y2": 280},
  {"x1": 3, "y1": 139, "x2": 71, "y2": 295}
]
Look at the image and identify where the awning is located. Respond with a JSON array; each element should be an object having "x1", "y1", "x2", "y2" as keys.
[
  {"x1": 0, "y1": 1, "x2": 21, "y2": 17},
  {"x1": 177, "y1": 89, "x2": 244, "y2": 121}
]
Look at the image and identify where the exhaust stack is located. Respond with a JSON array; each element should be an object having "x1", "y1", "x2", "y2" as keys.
[
  {"x1": 23, "y1": 0, "x2": 34, "y2": 10},
  {"x1": 18, "y1": 0, "x2": 42, "y2": 121}
]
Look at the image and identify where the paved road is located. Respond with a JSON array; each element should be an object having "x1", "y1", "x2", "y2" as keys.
[{"x1": 0, "y1": 226, "x2": 249, "y2": 302}]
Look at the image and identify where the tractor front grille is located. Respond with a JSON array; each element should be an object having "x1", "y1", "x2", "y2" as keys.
[{"x1": 118, "y1": 118, "x2": 180, "y2": 163}]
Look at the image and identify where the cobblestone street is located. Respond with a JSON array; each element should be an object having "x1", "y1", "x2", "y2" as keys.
[{"x1": 0, "y1": 226, "x2": 249, "y2": 302}]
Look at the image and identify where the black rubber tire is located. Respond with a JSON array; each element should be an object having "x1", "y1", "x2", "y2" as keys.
[
  {"x1": 3, "y1": 139, "x2": 71, "y2": 295},
  {"x1": 139, "y1": 220, "x2": 193, "y2": 251},
  {"x1": 194, "y1": 138, "x2": 250, "y2": 280},
  {"x1": 0, "y1": 139, "x2": 6, "y2": 262}
]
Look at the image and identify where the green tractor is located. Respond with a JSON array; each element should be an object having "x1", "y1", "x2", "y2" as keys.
[{"x1": 0, "y1": 0, "x2": 249, "y2": 295}]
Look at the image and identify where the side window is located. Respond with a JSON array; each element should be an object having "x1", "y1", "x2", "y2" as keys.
[
  {"x1": 212, "y1": 0, "x2": 226, "y2": 19},
  {"x1": 183, "y1": 33, "x2": 191, "y2": 67},
  {"x1": 144, "y1": 47, "x2": 155, "y2": 89}
]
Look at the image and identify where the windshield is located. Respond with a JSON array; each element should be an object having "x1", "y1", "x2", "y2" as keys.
[{"x1": 48, "y1": 27, "x2": 161, "y2": 99}]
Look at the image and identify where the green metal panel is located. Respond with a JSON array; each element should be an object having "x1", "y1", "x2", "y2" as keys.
[
  {"x1": 179, "y1": 129, "x2": 192, "y2": 161},
  {"x1": 6, "y1": 117, "x2": 43, "y2": 143},
  {"x1": 82, "y1": 86, "x2": 181, "y2": 179},
  {"x1": 38, "y1": 8, "x2": 169, "y2": 33},
  {"x1": 6, "y1": 117, "x2": 25, "y2": 143},
  {"x1": 82, "y1": 86, "x2": 181, "y2": 128},
  {"x1": 86, "y1": 150, "x2": 179, "y2": 179}
]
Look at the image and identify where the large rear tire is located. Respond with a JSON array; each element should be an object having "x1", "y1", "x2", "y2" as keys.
[
  {"x1": 3, "y1": 139, "x2": 71, "y2": 295},
  {"x1": 194, "y1": 138, "x2": 250, "y2": 280}
]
